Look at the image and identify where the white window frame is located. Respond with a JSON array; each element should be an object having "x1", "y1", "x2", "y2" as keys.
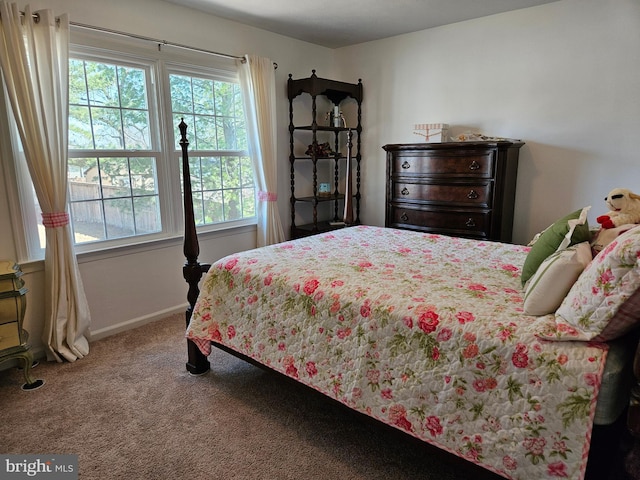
[
  {"x1": 0, "y1": 29, "x2": 257, "y2": 263},
  {"x1": 162, "y1": 61, "x2": 256, "y2": 233}
]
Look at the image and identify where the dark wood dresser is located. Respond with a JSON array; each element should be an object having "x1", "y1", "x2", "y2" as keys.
[{"x1": 383, "y1": 141, "x2": 523, "y2": 243}]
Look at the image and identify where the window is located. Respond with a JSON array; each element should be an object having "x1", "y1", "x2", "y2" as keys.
[
  {"x1": 168, "y1": 74, "x2": 255, "y2": 225},
  {"x1": 9, "y1": 41, "x2": 257, "y2": 258},
  {"x1": 67, "y1": 58, "x2": 161, "y2": 243}
]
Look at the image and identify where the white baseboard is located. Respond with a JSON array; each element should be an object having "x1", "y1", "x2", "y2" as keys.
[
  {"x1": 87, "y1": 304, "x2": 187, "y2": 341},
  {"x1": 0, "y1": 306, "x2": 188, "y2": 374}
]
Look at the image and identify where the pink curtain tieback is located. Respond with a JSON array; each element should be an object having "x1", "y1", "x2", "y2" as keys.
[
  {"x1": 42, "y1": 212, "x2": 70, "y2": 228},
  {"x1": 258, "y1": 190, "x2": 277, "y2": 202}
]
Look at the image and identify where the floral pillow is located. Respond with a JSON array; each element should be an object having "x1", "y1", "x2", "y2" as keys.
[
  {"x1": 593, "y1": 287, "x2": 640, "y2": 342},
  {"x1": 536, "y1": 225, "x2": 640, "y2": 341}
]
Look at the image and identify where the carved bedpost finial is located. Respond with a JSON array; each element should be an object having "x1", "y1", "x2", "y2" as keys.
[{"x1": 179, "y1": 118, "x2": 188, "y2": 145}]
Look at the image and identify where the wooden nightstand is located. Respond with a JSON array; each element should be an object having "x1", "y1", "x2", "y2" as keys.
[{"x1": 0, "y1": 261, "x2": 44, "y2": 390}]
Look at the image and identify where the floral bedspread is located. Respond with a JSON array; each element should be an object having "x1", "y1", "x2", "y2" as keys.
[{"x1": 186, "y1": 225, "x2": 608, "y2": 479}]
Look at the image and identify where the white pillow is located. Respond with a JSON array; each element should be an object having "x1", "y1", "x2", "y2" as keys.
[{"x1": 523, "y1": 242, "x2": 592, "y2": 316}]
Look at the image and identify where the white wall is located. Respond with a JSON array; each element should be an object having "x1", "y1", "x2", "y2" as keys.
[
  {"x1": 1, "y1": 0, "x2": 638, "y2": 356},
  {"x1": 336, "y1": 0, "x2": 640, "y2": 245}
]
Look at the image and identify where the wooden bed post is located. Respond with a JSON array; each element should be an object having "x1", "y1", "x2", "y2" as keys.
[{"x1": 179, "y1": 119, "x2": 211, "y2": 375}]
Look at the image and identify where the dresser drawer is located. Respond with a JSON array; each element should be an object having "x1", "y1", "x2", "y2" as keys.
[
  {"x1": 388, "y1": 205, "x2": 490, "y2": 238},
  {"x1": 0, "y1": 321, "x2": 21, "y2": 350},
  {"x1": 391, "y1": 182, "x2": 492, "y2": 207},
  {"x1": 392, "y1": 153, "x2": 495, "y2": 178}
]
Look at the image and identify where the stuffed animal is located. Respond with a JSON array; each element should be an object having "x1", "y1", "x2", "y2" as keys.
[{"x1": 596, "y1": 188, "x2": 640, "y2": 229}]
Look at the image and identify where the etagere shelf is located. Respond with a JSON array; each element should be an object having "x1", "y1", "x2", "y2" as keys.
[{"x1": 288, "y1": 70, "x2": 362, "y2": 239}]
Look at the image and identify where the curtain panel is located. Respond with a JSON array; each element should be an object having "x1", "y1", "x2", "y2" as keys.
[
  {"x1": 0, "y1": 2, "x2": 90, "y2": 361},
  {"x1": 238, "y1": 54, "x2": 285, "y2": 247}
]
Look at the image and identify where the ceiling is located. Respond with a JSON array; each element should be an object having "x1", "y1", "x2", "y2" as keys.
[{"x1": 163, "y1": 0, "x2": 559, "y2": 49}]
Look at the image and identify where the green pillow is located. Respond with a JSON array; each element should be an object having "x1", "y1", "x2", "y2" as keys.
[{"x1": 521, "y1": 207, "x2": 591, "y2": 286}]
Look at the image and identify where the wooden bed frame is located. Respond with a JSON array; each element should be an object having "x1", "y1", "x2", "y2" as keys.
[{"x1": 177, "y1": 119, "x2": 640, "y2": 479}]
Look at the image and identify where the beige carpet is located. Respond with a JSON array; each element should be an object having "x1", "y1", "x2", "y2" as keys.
[{"x1": 0, "y1": 313, "x2": 503, "y2": 480}]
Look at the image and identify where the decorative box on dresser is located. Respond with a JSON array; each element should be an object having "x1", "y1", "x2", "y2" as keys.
[{"x1": 383, "y1": 141, "x2": 524, "y2": 243}]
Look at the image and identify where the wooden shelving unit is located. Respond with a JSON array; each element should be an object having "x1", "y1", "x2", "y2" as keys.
[{"x1": 288, "y1": 70, "x2": 363, "y2": 239}]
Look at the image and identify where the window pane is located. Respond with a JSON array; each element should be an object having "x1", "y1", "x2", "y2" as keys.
[
  {"x1": 213, "y1": 81, "x2": 232, "y2": 115},
  {"x1": 194, "y1": 115, "x2": 217, "y2": 150},
  {"x1": 201, "y1": 157, "x2": 221, "y2": 190},
  {"x1": 100, "y1": 158, "x2": 132, "y2": 198},
  {"x1": 86, "y1": 62, "x2": 119, "y2": 107},
  {"x1": 242, "y1": 187, "x2": 256, "y2": 217},
  {"x1": 92, "y1": 107, "x2": 124, "y2": 149},
  {"x1": 216, "y1": 116, "x2": 236, "y2": 150},
  {"x1": 180, "y1": 153, "x2": 255, "y2": 225},
  {"x1": 224, "y1": 189, "x2": 241, "y2": 221},
  {"x1": 240, "y1": 156, "x2": 254, "y2": 187},
  {"x1": 69, "y1": 105, "x2": 94, "y2": 149},
  {"x1": 170, "y1": 75, "x2": 193, "y2": 114},
  {"x1": 69, "y1": 59, "x2": 151, "y2": 152},
  {"x1": 192, "y1": 78, "x2": 214, "y2": 115},
  {"x1": 130, "y1": 157, "x2": 157, "y2": 195},
  {"x1": 235, "y1": 119, "x2": 247, "y2": 151},
  {"x1": 118, "y1": 66, "x2": 147, "y2": 109},
  {"x1": 133, "y1": 196, "x2": 160, "y2": 235},
  {"x1": 69, "y1": 157, "x2": 100, "y2": 201},
  {"x1": 122, "y1": 109, "x2": 151, "y2": 149},
  {"x1": 222, "y1": 157, "x2": 240, "y2": 189},
  {"x1": 70, "y1": 200, "x2": 106, "y2": 243},
  {"x1": 69, "y1": 156, "x2": 160, "y2": 242},
  {"x1": 104, "y1": 197, "x2": 135, "y2": 238},
  {"x1": 193, "y1": 191, "x2": 205, "y2": 226},
  {"x1": 187, "y1": 156, "x2": 202, "y2": 191},
  {"x1": 204, "y1": 190, "x2": 223, "y2": 223},
  {"x1": 170, "y1": 74, "x2": 248, "y2": 152},
  {"x1": 69, "y1": 59, "x2": 88, "y2": 105}
]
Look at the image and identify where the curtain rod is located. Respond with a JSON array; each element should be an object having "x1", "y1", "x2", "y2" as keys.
[
  {"x1": 20, "y1": 12, "x2": 277, "y2": 68},
  {"x1": 70, "y1": 21, "x2": 248, "y2": 63}
]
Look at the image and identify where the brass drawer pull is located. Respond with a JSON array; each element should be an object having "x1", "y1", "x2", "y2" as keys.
[
  {"x1": 401, "y1": 187, "x2": 410, "y2": 196},
  {"x1": 469, "y1": 160, "x2": 480, "y2": 170},
  {"x1": 401, "y1": 161, "x2": 411, "y2": 169},
  {"x1": 467, "y1": 189, "x2": 479, "y2": 199},
  {"x1": 465, "y1": 218, "x2": 476, "y2": 227},
  {"x1": 400, "y1": 212, "x2": 409, "y2": 222}
]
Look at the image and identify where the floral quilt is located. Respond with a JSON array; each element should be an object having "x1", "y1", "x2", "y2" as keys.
[{"x1": 186, "y1": 225, "x2": 608, "y2": 479}]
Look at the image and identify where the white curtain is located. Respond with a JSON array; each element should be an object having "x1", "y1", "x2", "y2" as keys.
[
  {"x1": 0, "y1": 3, "x2": 90, "y2": 362},
  {"x1": 238, "y1": 54, "x2": 285, "y2": 247}
]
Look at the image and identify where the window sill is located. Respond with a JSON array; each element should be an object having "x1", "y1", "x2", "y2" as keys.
[{"x1": 18, "y1": 223, "x2": 257, "y2": 273}]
